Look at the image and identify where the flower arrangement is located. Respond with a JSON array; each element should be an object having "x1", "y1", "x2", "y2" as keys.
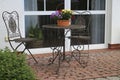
[{"x1": 50, "y1": 9, "x2": 73, "y2": 20}]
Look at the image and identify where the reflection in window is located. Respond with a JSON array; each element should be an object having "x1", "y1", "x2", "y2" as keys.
[
  {"x1": 46, "y1": 0, "x2": 64, "y2": 10},
  {"x1": 24, "y1": 0, "x2": 40, "y2": 11},
  {"x1": 24, "y1": 0, "x2": 105, "y2": 11},
  {"x1": 24, "y1": 0, "x2": 64, "y2": 11},
  {"x1": 91, "y1": 14, "x2": 105, "y2": 44},
  {"x1": 25, "y1": 15, "x2": 52, "y2": 37},
  {"x1": 71, "y1": 0, "x2": 87, "y2": 10},
  {"x1": 89, "y1": 0, "x2": 105, "y2": 10},
  {"x1": 25, "y1": 15, "x2": 64, "y2": 48},
  {"x1": 71, "y1": 0, "x2": 105, "y2": 10},
  {"x1": 71, "y1": 14, "x2": 105, "y2": 44},
  {"x1": 37, "y1": 0, "x2": 44, "y2": 10},
  {"x1": 25, "y1": 14, "x2": 105, "y2": 48}
]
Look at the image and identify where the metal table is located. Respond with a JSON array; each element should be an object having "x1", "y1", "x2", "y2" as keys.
[
  {"x1": 43, "y1": 24, "x2": 85, "y2": 60},
  {"x1": 43, "y1": 24, "x2": 86, "y2": 74}
]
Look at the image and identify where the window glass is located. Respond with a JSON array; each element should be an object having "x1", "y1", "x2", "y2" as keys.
[
  {"x1": 24, "y1": 0, "x2": 64, "y2": 11},
  {"x1": 90, "y1": 14, "x2": 105, "y2": 44},
  {"x1": 25, "y1": 14, "x2": 105, "y2": 49},
  {"x1": 71, "y1": 0, "x2": 87, "y2": 10},
  {"x1": 37, "y1": 0, "x2": 44, "y2": 11},
  {"x1": 46, "y1": 0, "x2": 64, "y2": 10},
  {"x1": 25, "y1": 15, "x2": 63, "y2": 48},
  {"x1": 24, "y1": 0, "x2": 44, "y2": 11},
  {"x1": 89, "y1": 0, "x2": 105, "y2": 10},
  {"x1": 24, "y1": 0, "x2": 105, "y2": 11},
  {"x1": 71, "y1": 14, "x2": 105, "y2": 44},
  {"x1": 71, "y1": 0, "x2": 105, "y2": 10}
]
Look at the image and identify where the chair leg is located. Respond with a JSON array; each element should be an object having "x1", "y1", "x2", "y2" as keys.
[
  {"x1": 48, "y1": 51, "x2": 59, "y2": 65},
  {"x1": 26, "y1": 49, "x2": 38, "y2": 63},
  {"x1": 20, "y1": 43, "x2": 38, "y2": 63},
  {"x1": 70, "y1": 45, "x2": 89, "y2": 68}
]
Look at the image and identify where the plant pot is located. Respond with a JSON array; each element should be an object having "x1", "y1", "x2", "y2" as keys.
[{"x1": 57, "y1": 20, "x2": 71, "y2": 27}]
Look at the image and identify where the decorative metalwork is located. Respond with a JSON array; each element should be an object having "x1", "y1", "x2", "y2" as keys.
[
  {"x1": 43, "y1": 24, "x2": 90, "y2": 74},
  {"x1": 69, "y1": 11, "x2": 91, "y2": 68},
  {"x1": 8, "y1": 17, "x2": 16, "y2": 33},
  {"x1": 2, "y1": 11, "x2": 38, "y2": 63}
]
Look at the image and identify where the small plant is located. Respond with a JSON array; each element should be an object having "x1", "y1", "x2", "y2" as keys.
[
  {"x1": 28, "y1": 24, "x2": 43, "y2": 40},
  {"x1": 0, "y1": 47, "x2": 36, "y2": 80}
]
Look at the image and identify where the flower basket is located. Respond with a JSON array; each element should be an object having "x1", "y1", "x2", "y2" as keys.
[{"x1": 57, "y1": 20, "x2": 70, "y2": 27}]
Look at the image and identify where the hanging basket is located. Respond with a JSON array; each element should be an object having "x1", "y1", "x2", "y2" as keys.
[{"x1": 57, "y1": 20, "x2": 71, "y2": 27}]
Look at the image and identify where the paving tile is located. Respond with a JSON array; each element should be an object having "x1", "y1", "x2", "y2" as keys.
[
  {"x1": 95, "y1": 78, "x2": 108, "y2": 80},
  {"x1": 27, "y1": 49, "x2": 120, "y2": 80},
  {"x1": 88, "y1": 79, "x2": 95, "y2": 80},
  {"x1": 107, "y1": 76, "x2": 120, "y2": 80}
]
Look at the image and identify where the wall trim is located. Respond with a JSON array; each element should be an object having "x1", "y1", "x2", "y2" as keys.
[{"x1": 108, "y1": 44, "x2": 120, "y2": 49}]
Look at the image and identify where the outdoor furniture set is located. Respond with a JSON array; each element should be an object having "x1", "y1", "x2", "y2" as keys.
[{"x1": 2, "y1": 10, "x2": 91, "y2": 74}]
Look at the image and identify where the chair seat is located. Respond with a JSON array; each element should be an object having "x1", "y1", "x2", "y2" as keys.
[
  {"x1": 68, "y1": 36, "x2": 90, "y2": 40},
  {"x1": 13, "y1": 38, "x2": 36, "y2": 42}
]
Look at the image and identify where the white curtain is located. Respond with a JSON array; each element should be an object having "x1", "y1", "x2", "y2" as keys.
[
  {"x1": 24, "y1": 0, "x2": 39, "y2": 36},
  {"x1": 25, "y1": 0, "x2": 38, "y2": 11},
  {"x1": 91, "y1": 0, "x2": 105, "y2": 10},
  {"x1": 91, "y1": 0, "x2": 105, "y2": 44}
]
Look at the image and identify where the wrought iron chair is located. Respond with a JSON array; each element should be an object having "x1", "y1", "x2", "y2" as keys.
[
  {"x1": 2, "y1": 11, "x2": 38, "y2": 63},
  {"x1": 68, "y1": 11, "x2": 91, "y2": 67}
]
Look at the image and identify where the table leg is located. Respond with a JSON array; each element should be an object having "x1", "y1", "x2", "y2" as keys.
[
  {"x1": 62, "y1": 34, "x2": 66, "y2": 60},
  {"x1": 63, "y1": 29, "x2": 71, "y2": 60}
]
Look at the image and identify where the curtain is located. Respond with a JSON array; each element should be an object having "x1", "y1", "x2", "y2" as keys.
[
  {"x1": 24, "y1": 0, "x2": 38, "y2": 37},
  {"x1": 91, "y1": 0, "x2": 105, "y2": 10},
  {"x1": 24, "y1": 0, "x2": 38, "y2": 11},
  {"x1": 91, "y1": 15, "x2": 105, "y2": 44},
  {"x1": 91, "y1": 0, "x2": 105, "y2": 44}
]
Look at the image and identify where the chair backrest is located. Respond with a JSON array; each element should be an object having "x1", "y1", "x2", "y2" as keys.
[
  {"x1": 2, "y1": 11, "x2": 21, "y2": 40},
  {"x1": 73, "y1": 11, "x2": 91, "y2": 31},
  {"x1": 81, "y1": 11, "x2": 91, "y2": 31}
]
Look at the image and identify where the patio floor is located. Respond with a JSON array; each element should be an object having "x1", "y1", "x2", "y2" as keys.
[{"x1": 27, "y1": 49, "x2": 120, "y2": 80}]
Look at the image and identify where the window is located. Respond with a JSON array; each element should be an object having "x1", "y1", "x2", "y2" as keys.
[{"x1": 24, "y1": 0, "x2": 106, "y2": 48}]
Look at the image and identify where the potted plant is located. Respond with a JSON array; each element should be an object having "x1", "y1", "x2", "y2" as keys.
[
  {"x1": 28, "y1": 24, "x2": 43, "y2": 48},
  {"x1": 28, "y1": 24, "x2": 43, "y2": 40},
  {"x1": 50, "y1": 9, "x2": 73, "y2": 27}
]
